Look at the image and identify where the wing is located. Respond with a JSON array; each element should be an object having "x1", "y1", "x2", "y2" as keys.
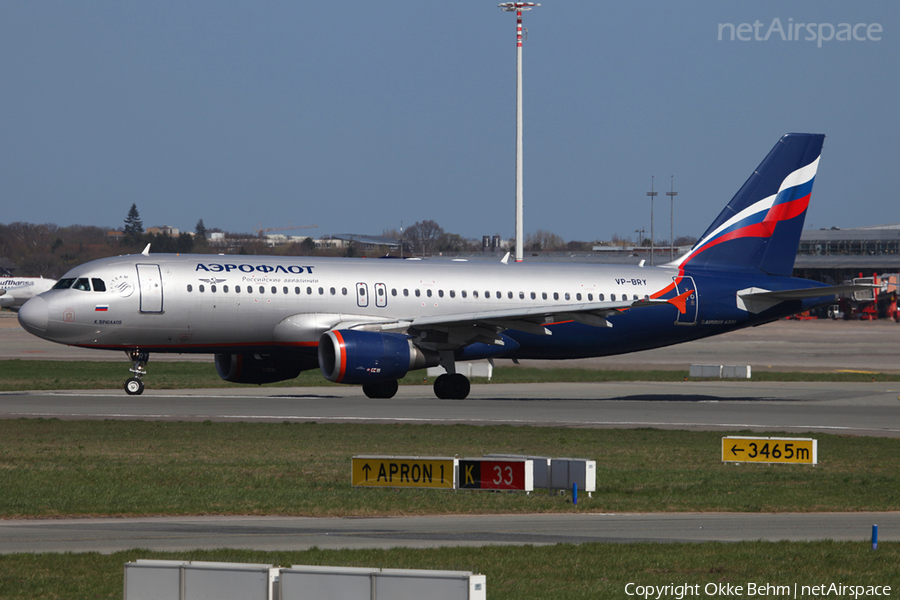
[{"x1": 337, "y1": 292, "x2": 693, "y2": 351}]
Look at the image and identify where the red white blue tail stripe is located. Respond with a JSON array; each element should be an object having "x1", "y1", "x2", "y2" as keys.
[{"x1": 670, "y1": 133, "x2": 824, "y2": 276}]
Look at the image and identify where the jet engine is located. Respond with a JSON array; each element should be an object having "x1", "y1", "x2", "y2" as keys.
[
  {"x1": 318, "y1": 329, "x2": 437, "y2": 384},
  {"x1": 215, "y1": 352, "x2": 305, "y2": 384}
]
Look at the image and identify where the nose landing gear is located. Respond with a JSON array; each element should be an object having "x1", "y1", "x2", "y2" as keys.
[{"x1": 124, "y1": 350, "x2": 149, "y2": 395}]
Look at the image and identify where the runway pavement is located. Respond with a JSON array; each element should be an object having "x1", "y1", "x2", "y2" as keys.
[
  {"x1": 2, "y1": 513, "x2": 897, "y2": 554},
  {"x1": 2, "y1": 379, "x2": 900, "y2": 436}
]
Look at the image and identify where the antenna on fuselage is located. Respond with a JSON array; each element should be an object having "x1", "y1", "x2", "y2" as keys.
[{"x1": 141, "y1": 244, "x2": 151, "y2": 256}]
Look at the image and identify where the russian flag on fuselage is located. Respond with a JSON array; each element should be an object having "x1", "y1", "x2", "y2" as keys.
[{"x1": 674, "y1": 133, "x2": 825, "y2": 277}]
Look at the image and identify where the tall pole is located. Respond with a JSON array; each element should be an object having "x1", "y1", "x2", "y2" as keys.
[
  {"x1": 666, "y1": 176, "x2": 678, "y2": 261},
  {"x1": 500, "y1": 2, "x2": 539, "y2": 263},
  {"x1": 647, "y1": 176, "x2": 658, "y2": 266}
]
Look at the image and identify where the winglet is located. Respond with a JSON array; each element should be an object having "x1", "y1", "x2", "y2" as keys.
[
  {"x1": 500, "y1": 252, "x2": 510, "y2": 265},
  {"x1": 668, "y1": 289, "x2": 694, "y2": 314},
  {"x1": 142, "y1": 244, "x2": 151, "y2": 256}
]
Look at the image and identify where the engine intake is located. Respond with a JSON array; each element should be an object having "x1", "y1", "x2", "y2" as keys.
[{"x1": 318, "y1": 330, "x2": 436, "y2": 384}]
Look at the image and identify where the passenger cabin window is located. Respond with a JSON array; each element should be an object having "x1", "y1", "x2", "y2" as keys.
[
  {"x1": 531, "y1": 292, "x2": 536, "y2": 300},
  {"x1": 91, "y1": 279, "x2": 106, "y2": 292},
  {"x1": 611, "y1": 294, "x2": 616, "y2": 301},
  {"x1": 542, "y1": 292, "x2": 548, "y2": 300},
  {"x1": 211, "y1": 285, "x2": 217, "y2": 293},
  {"x1": 599, "y1": 293, "x2": 605, "y2": 301},
  {"x1": 187, "y1": 284, "x2": 193, "y2": 292},
  {"x1": 553, "y1": 292, "x2": 559, "y2": 300},
  {"x1": 199, "y1": 285, "x2": 205, "y2": 293}
]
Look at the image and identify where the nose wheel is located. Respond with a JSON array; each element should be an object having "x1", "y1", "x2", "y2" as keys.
[
  {"x1": 124, "y1": 350, "x2": 149, "y2": 395},
  {"x1": 124, "y1": 377, "x2": 144, "y2": 395}
]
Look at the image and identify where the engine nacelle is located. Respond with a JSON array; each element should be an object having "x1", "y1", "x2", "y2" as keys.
[
  {"x1": 318, "y1": 330, "x2": 437, "y2": 384},
  {"x1": 215, "y1": 352, "x2": 304, "y2": 384}
]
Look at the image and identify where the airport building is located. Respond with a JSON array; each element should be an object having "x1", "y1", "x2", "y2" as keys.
[{"x1": 795, "y1": 224, "x2": 900, "y2": 284}]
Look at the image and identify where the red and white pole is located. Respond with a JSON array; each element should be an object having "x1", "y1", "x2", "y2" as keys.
[{"x1": 499, "y1": 2, "x2": 539, "y2": 263}]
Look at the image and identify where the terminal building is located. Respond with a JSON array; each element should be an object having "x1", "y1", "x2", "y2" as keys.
[{"x1": 794, "y1": 224, "x2": 900, "y2": 284}]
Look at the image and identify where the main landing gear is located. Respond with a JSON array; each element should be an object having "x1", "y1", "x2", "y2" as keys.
[
  {"x1": 362, "y1": 380, "x2": 399, "y2": 399},
  {"x1": 433, "y1": 373, "x2": 470, "y2": 400},
  {"x1": 124, "y1": 350, "x2": 149, "y2": 395}
]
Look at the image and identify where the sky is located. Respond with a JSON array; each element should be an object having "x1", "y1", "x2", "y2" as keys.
[{"x1": 1, "y1": 1, "x2": 897, "y2": 244}]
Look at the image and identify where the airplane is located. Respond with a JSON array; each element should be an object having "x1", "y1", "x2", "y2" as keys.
[
  {"x1": 17, "y1": 133, "x2": 865, "y2": 399},
  {"x1": 1, "y1": 276, "x2": 57, "y2": 312}
]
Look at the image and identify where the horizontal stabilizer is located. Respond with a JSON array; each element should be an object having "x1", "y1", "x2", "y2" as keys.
[{"x1": 736, "y1": 284, "x2": 878, "y2": 314}]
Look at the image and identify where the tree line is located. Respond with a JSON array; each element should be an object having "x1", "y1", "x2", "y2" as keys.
[{"x1": 1, "y1": 205, "x2": 687, "y2": 278}]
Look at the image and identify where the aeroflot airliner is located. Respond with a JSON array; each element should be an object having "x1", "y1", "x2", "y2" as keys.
[{"x1": 19, "y1": 134, "x2": 859, "y2": 399}]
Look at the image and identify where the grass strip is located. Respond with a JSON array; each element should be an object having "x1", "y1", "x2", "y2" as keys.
[
  {"x1": 0, "y1": 542, "x2": 897, "y2": 600},
  {"x1": 1, "y1": 420, "x2": 898, "y2": 517},
  {"x1": 3, "y1": 360, "x2": 900, "y2": 392}
]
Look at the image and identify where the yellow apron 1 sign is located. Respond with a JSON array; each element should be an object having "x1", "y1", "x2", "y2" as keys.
[
  {"x1": 722, "y1": 437, "x2": 817, "y2": 464},
  {"x1": 351, "y1": 456, "x2": 457, "y2": 488}
]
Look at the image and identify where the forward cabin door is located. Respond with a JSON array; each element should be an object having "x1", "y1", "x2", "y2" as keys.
[
  {"x1": 136, "y1": 264, "x2": 164, "y2": 313},
  {"x1": 674, "y1": 275, "x2": 698, "y2": 325}
]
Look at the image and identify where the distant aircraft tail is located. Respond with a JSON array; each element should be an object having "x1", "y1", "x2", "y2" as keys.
[{"x1": 672, "y1": 133, "x2": 825, "y2": 276}]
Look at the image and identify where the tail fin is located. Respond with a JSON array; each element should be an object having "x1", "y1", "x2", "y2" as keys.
[{"x1": 673, "y1": 133, "x2": 825, "y2": 276}]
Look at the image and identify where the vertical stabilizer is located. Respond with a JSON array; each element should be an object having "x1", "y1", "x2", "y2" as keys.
[{"x1": 673, "y1": 133, "x2": 824, "y2": 276}]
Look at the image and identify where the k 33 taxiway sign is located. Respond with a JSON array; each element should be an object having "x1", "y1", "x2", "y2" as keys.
[
  {"x1": 459, "y1": 458, "x2": 534, "y2": 492},
  {"x1": 722, "y1": 437, "x2": 817, "y2": 464},
  {"x1": 351, "y1": 456, "x2": 456, "y2": 489}
]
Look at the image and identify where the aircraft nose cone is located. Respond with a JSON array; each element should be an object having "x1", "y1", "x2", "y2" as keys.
[{"x1": 18, "y1": 296, "x2": 49, "y2": 333}]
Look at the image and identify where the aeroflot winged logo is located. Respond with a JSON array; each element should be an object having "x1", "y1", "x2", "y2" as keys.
[{"x1": 195, "y1": 263, "x2": 315, "y2": 274}]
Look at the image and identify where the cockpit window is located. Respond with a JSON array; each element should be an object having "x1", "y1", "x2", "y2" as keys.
[
  {"x1": 73, "y1": 278, "x2": 92, "y2": 291},
  {"x1": 91, "y1": 278, "x2": 106, "y2": 292},
  {"x1": 53, "y1": 278, "x2": 76, "y2": 290}
]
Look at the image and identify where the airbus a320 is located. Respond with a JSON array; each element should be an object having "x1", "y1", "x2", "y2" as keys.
[{"x1": 19, "y1": 133, "x2": 858, "y2": 399}]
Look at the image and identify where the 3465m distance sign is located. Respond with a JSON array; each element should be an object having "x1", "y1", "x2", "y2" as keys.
[{"x1": 722, "y1": 437, "x2": 817, "y2": 464}]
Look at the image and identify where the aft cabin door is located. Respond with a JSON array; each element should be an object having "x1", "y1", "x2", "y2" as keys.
[
  {"x1": 136, "y1": 264, "x2": 163, "y2": 313},
  {"x1": 674, "y1": 275, "x2": 698, "y2": 325}
]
